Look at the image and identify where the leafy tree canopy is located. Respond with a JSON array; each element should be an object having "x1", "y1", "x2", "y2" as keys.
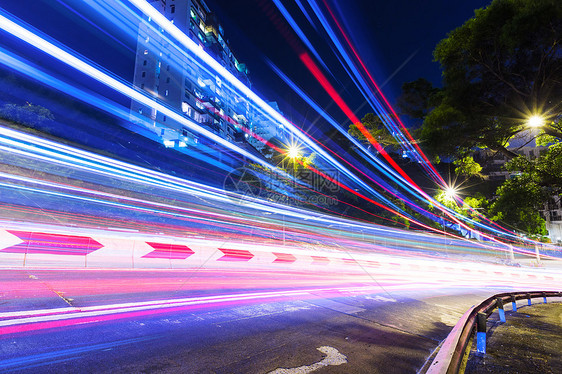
[
  {"x1": 397, "y1": 78, "x2": 441, "y2": 120},
  {"x1": 489, "y1": 173, "x2": 548, "y2": 236},
  {"x1": 348, "y1": 113, "x2": 398, "y2": 150},
  {"x1": 453, "y1": 155, "x2": 483, "y2": 178},
  {"x1": 418, "y1": 0, "x2": 562, "y2": 159}
]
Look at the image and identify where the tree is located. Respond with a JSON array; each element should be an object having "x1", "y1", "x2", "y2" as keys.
[
  {"x1": 397, "y1": 78, "x2": 440, "y2": 121},
  {"x1": 453, "y1": 155, "x2": 483, "y2": 178},
  {"x1": 421, "y1": 0, "x2": 562, "y2": 159},
  {"x1": 348, "y1": 113, "x2": 398, "y2": 150},
  {"x1": 489, "y1": 174, "x2": 548, "y2": 236},
  {"x1": 506, "y1": 138, "x2": 562, "y2": 190}
]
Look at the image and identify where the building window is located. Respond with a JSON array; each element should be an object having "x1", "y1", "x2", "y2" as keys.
[
  {"x1": 143, "y1": 60, "x2": 147, "y2": 66},
  {"x1": 163, "y1": 115, "x2": 167, "y2": 122},
  {"x1": 165, "y1": 89, "x2": 169, "y2": 96},
  {"x1": 166, "y1": 64, "x2": 170, "y2": 71},
  {"x1": 138, "y1": 108, "x2": 143, "y2": 114},
  {"x1": 145, "y1": 36, "x2": 150, "y2": 43},
  {"x1": 166, "y1": 77, "x2": 170, "y2": 83},
  {"x1": 141, "y1": 71, "x2": 146, "y2": 77},
  {"x1": 170, "y1": 4, "x2": 175, "y2": 13},
  {"x1": 140, "y1": 83, "x2": 144, "y2": 89},
  {"x1": 144, "y1": 49, "x2": 148, "y2": 55}
]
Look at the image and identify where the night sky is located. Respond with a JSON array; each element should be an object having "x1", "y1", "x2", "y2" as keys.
[
  {"x1": 1, "y1": 0, "x2": 491, "y2": 131},
  {"x1": 205, "y1": 0, "x2": 492, "y2": 125}
]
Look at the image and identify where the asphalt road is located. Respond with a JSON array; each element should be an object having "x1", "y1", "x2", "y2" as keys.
[{"x1": 0, "y1": 268, "x2": 509, "y2": 373}]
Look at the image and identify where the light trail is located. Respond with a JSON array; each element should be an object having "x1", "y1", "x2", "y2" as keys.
[
  {"x1": 0, "y1": 1, "x2": 535, "y2": 249},
  {"x1": 0, "y1": 1, "x2": 558, "y2": 291},
  {"x1": 2, "y1": 123, "x2": 532, "y2": 259},
  {"x1": 0, "y1": 10, "x2": 462, "y2": 244},
  {"x1": 300, "y1": 0, "x2": 533, "y2": 244}
]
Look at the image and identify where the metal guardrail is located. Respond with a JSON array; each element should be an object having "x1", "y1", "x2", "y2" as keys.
[{"x1": 425, "y1": 290, "x2": 562, "y2": 374}]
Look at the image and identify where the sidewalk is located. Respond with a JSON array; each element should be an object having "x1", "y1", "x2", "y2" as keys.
[{"x1": 465, "y1": 302, "x2": 562, "y2": 373}]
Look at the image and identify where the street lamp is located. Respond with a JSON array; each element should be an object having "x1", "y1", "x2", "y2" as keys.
[
  {"x1": 287, "y1": 144, "x2": 301, "y2": 160},
  {"x1": 527, "y1": 115, "x2": 545, "y2": 128},
  {"x1": 285, "y1": 143, "x2": 301, "y2": 180},
  {"x1": 444, "y1": 186, "x2": 457, "y2": 201}
]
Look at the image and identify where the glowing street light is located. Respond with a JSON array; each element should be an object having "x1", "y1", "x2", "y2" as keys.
[
  {"x1": 527, "y1": 115, "x2": 545, "y2": 128},
  {"x1": 444, "y1": 186, "x2": 457, "y2": 201},
  {"x1": 287, "y1": 144, "x2": 301, "y2": 159}
]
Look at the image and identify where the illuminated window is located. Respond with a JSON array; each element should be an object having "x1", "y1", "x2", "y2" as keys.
[
  {"x1": 145, "y1": 36, "x2": 150, "y2": 43},
  {"x1": 138, "y1": 108, "x2": 143, "y2": 114},
  {"x1": 144, "y1": 49, "x2": 148, "y2": 55},
  {"x1": 165, "y1": 89, "x2": 169, "y2": 96}
]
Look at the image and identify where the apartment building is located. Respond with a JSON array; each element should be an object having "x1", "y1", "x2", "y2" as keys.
[{"x1": 130, "y1": 0, "x2": 271, "y2": 153}]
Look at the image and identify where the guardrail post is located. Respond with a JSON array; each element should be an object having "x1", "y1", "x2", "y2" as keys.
[
  {"x1": 511, "y1": 295, "x2": 517, "y2": 311},
  {"x1": 543, "y1": 292, "x2": 547, "y2": 303},
  {"x1": 496, "y1": 298, "x2": 506, "y2": 323},
  {"x1": 476, "y1": 312, "x2": 487, "y2": 354}
]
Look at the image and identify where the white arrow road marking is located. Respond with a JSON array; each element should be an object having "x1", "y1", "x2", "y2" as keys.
[
  {"x1": 365, "y1": 295, "x2": 397, "y2": 303},
  {"x1": 268, "y1": 346, "x2": 347, "y2": 374}
]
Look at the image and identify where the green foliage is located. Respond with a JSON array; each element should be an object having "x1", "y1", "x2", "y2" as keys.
[
  {"x1": 453, "y1": 156, "x2": 483, "y2": 178},
  {"x1": 390, "y1": 198, "x2": 410, "y2": 229},
  {"x1": 397, "y1": 78, "x2": 441, "y2": 120},
  {"x1": 420, "y1": 0, "x2": 562, "y2": 159},
  {"x1": 535, "y1": 133, "x2": 559, "y2": 147},
  {"x1": 434, "y1": 189, "x2": 459, "y2": 212},
  {"x1": 348, "y1": 113, "x2": 398, "y2": 149},
  {"x1": 462, "y1": 193, "x2": 489, "y2": 221},
  {"x1": 489, "y1": 174, "x2": 548, "y2": 236}
]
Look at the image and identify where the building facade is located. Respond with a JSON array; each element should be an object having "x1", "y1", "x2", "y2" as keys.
[{"x1": 130, "y1": 0, "x2": 273, "y2": 154}]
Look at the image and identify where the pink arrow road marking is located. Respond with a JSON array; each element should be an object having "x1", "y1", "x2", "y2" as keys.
[
  {"x1": 273, "y1": 252, "x2": 296, "y2": 263},
  {"x1": 3, "y1": 231, "x2": 103, "y2": 256},
  {"x1": 217, "y1": 248, "x2": 254, "y2": 261},
  {"x1": 142, "y1": 242, "x2": 194, "y2": 259}
]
